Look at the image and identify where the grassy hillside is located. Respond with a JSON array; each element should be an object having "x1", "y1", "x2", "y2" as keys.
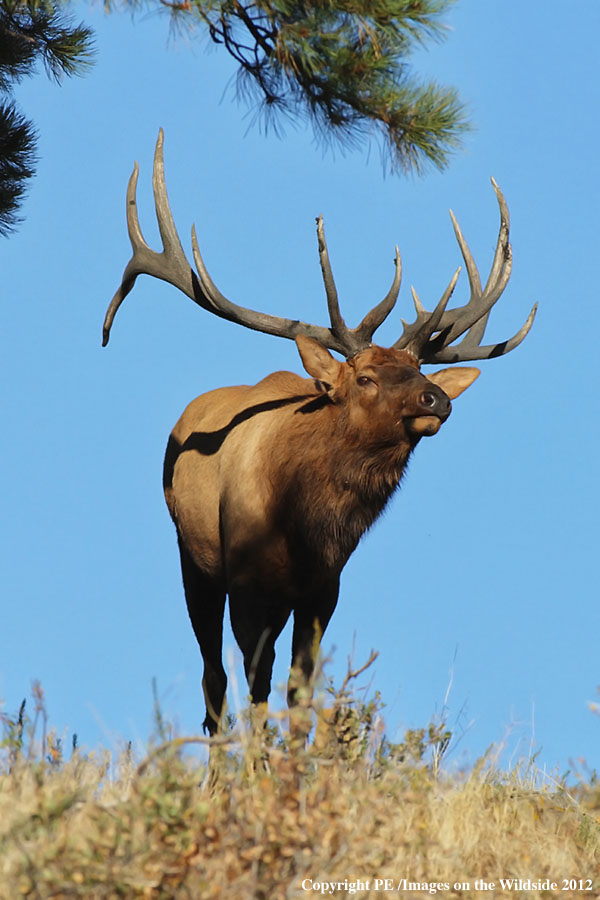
[{"x1": 1, "y1": 679, "x2": 598, "y2": 899}]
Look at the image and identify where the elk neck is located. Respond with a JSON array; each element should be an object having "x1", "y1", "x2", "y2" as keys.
[{"x1": 276, "y1": 390, "x2": 414, "y2": 570}]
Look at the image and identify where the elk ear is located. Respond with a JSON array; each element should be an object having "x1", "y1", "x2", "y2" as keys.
[
  {"x1": 295, "y1": 335, "x2": 342, "y2": 387},
  {"x1": 427, "y1": 366, "x2": 480, "y2": 399}
]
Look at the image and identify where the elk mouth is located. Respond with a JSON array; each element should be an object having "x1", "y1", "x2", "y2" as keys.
[{"x1": 406, "y1": 415, "x2": 443, "y2": 437}]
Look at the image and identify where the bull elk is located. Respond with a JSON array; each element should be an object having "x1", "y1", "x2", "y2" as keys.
[{"x1": 104, "y1": 131, "x2": 536, "y2": 735}]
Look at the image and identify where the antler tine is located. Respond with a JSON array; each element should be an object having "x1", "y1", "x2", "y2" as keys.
[
  {"x1": 393, "y1": 266, "x2": 460, "y2": 353},
  {"x1": 190, "y1": 226, "x2": 236, "y2": 316},
  {"x1": 485, "y1": 178, "x2": 511, "y2": 291},
  {"x1": 353, "y1": 246, "x2": 402, "y2": 345},
  {"x1": 102, "y1": 164, "x2": 143, "y2": 346},
  {"x1": 426, "y1": 302, "x2": 538, "y2": 363},
  {"x1": 447, "y1": 208, "x2": 482, "y2": 301},
  {"x1": 316, "y1": 215, "x2": 348, "y2": 340},
  {"x1": 151, "y1": 130, "x2": 197, "y2": 286}
]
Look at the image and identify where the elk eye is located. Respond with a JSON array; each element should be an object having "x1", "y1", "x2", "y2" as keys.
[{"x1": 357, "y1": 375, "x2": 374, "y2": 387}]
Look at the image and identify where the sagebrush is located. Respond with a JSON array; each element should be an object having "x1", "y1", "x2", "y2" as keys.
[{"x1": 1, "y1": 679, "x2": 598, "y2": 899}]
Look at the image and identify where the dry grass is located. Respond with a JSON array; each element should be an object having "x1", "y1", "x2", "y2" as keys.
[{"x1": 1, "y1": 678, "x2": 599, "y2": 900}]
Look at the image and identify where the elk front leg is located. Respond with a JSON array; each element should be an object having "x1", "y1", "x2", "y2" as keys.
[
  {"x1": 228, "y1": 585, "x2": 292, "y2": 716},
  {"x1": 288, "y1": 580, "x2": 339, "y2": 727}
]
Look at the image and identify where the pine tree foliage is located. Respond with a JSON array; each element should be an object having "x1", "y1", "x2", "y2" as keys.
[
  {"x1": 0, "y1": 100, "x2": 35, "y2": 234},
  {"x1": 111, "y1": 0, "x2": 469, "y2": 174},
  {"x1": 0, "y1": 0, "x2": 94, "y2": 236}
]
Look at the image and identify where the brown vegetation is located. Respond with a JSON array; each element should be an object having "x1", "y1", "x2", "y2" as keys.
[{"x1": 1, "y1": 680, "x2": 598, "y2": 900}]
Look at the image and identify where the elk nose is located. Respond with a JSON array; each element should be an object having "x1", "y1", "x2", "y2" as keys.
[{"x1": 418, "y1": 389, "x2": 451, "y2": 419}]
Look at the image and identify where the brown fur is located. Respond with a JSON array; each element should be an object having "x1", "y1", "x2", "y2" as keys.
[{"x1": 163, "y1": 340, "x2": 479, "y2": 733}]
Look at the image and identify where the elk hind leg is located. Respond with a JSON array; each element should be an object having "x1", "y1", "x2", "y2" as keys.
[{"x1": 177, "y1": 536, "x2": 227, "y2": 735}]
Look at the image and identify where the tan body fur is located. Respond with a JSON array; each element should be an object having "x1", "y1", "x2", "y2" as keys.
[{"x1": 163, "y1": 339, "x2": 479, "y2": 733}]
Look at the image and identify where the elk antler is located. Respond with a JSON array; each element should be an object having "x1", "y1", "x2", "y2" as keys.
[
  {"x1": 102, "y1": 129, "x2": 401, "y2": 357},
  {"x1": 393, "y1": 179, "x2": 537, "y2": 363},
  {"x1": 104, "y1": 132, "x2": 535, "y2": 363}
]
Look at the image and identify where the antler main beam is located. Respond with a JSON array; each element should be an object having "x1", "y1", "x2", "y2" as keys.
[{"x1": 102, "y1": 130, "x2": 401, "y2": 357}]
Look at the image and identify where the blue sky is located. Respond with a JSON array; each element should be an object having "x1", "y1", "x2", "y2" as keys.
[{"x1": 2, "y1": 2, "x2": 598, "y2": 774}]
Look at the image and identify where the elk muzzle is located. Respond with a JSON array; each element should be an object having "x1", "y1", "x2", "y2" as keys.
[{"x1": 406, "y1": 386, "x2": 451, "y2": 437}]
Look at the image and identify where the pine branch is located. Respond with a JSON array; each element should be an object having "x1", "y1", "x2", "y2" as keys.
[
  {"x1": 0, "y1": 0, "x2": 95, "y2": 234},
  {"x1": 109, "y1": 0, "x2": 469, "y2": 174},
  {"x1": 0, "y1": 100, "x2": 36, "y2": 235},
  {"x1": 0, "y1": 0, "x2": 94, "y2": 83}
]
